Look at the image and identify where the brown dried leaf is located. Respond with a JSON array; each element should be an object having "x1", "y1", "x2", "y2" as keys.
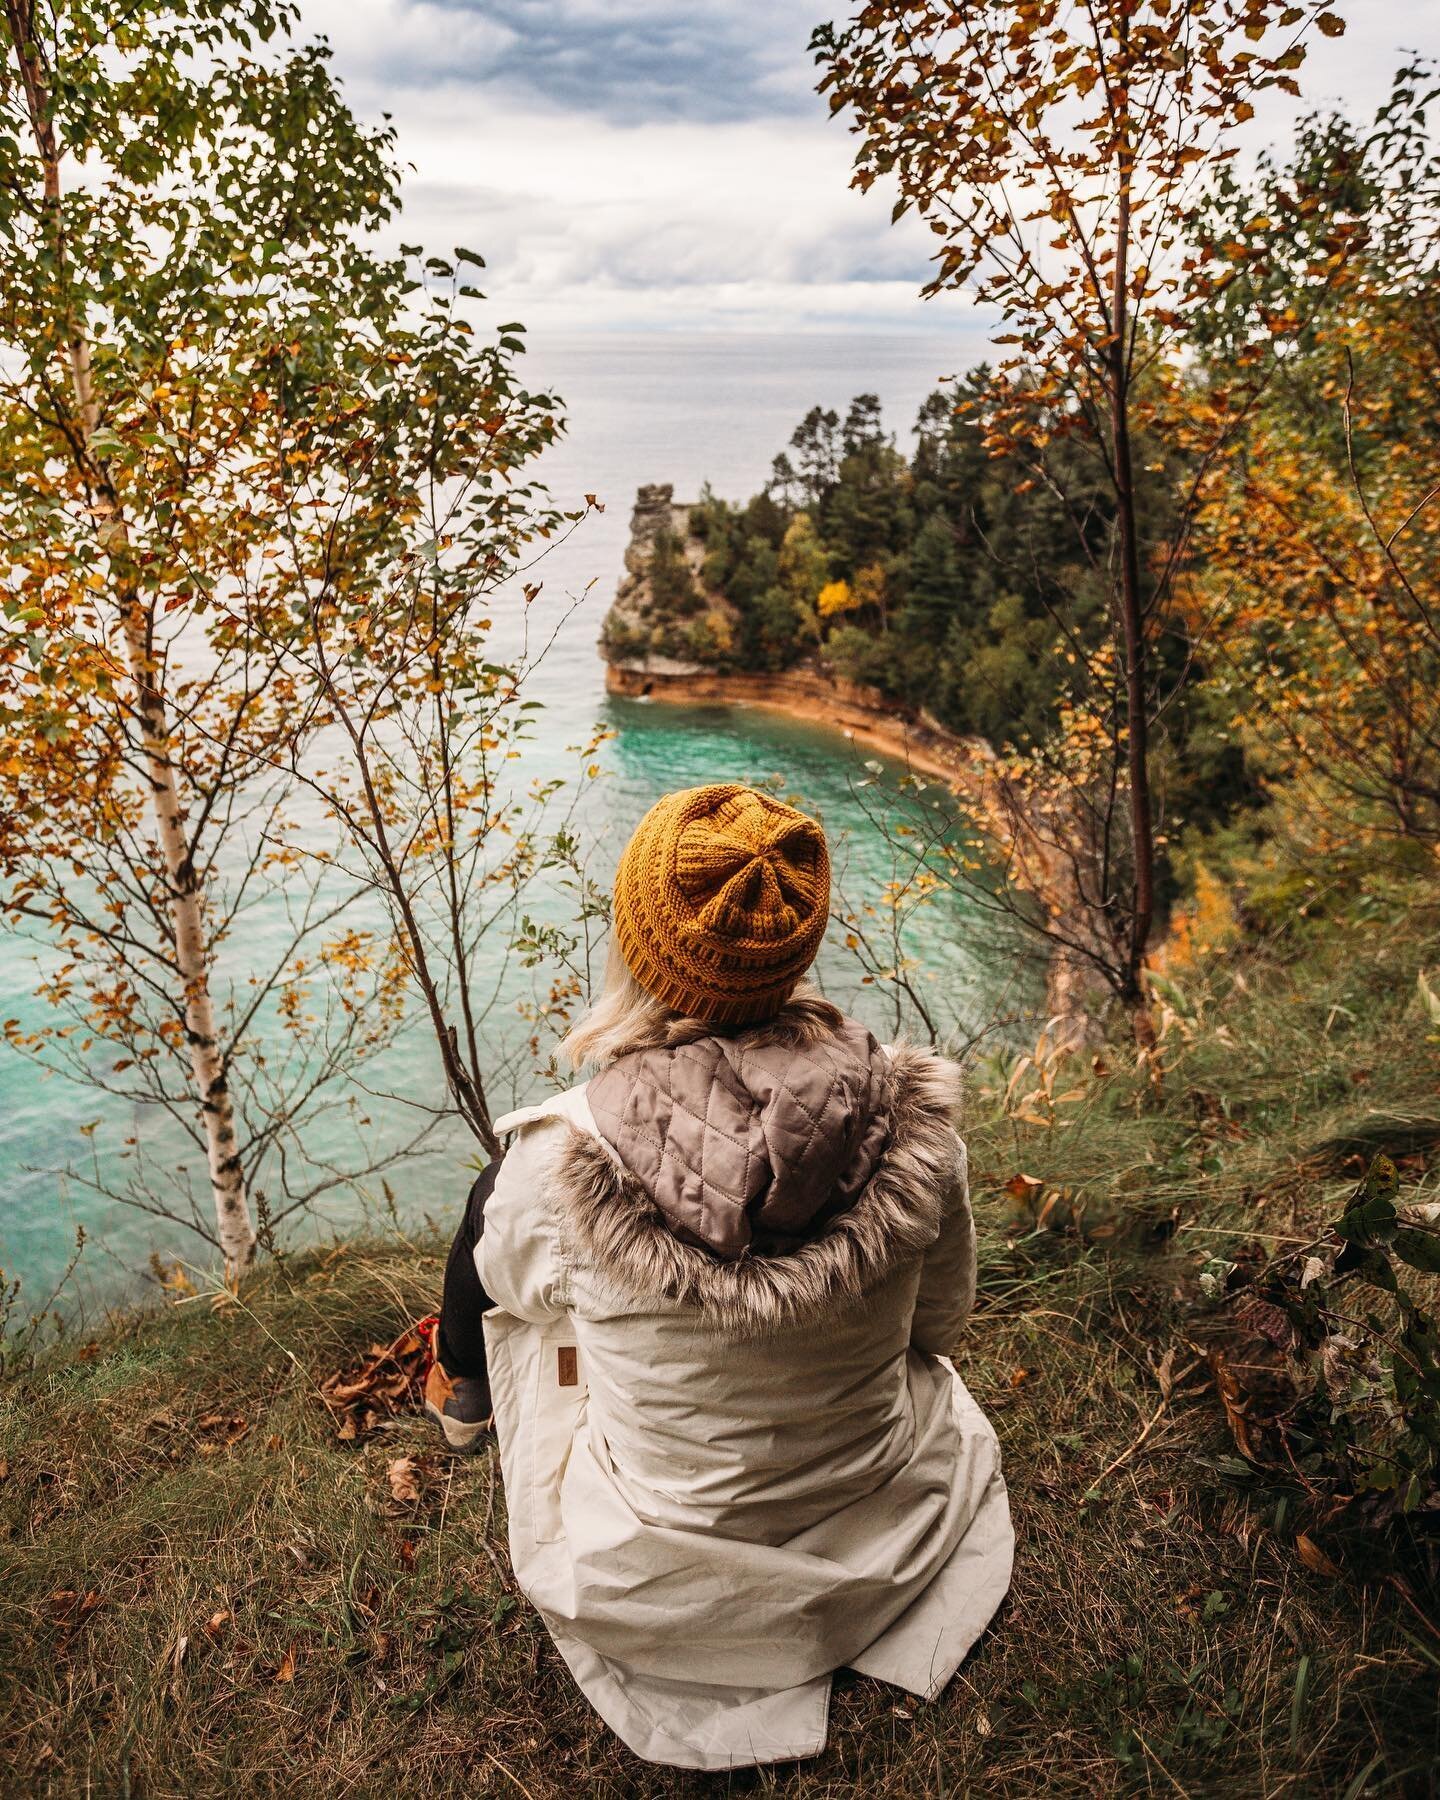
[
  {"x1": 1296, "y1": 1531, "x2": 1341, "y2": 1578},
  {"x1": 1209, "y1": 1350, "x2": 1259, "y2": 1461},
  {"x1": 1235, "y1": 1296, "x2": 1297, "y2": 1350},
  {"x1": 387, "y1": 1456, "x2": 422, "y2": 1505},
  {"x1": 320, "y1": 1322, "x2": 431, "y2": 1443}
]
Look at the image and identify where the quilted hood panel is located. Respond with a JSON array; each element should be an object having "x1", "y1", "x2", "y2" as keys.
[{"x1": 584, "y1": 1014, "x2": 895, "y2": 1261}]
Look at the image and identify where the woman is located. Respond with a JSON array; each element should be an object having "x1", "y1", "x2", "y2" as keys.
[{"x1": 424, "y1": 783, "x2": 1013, "y2": 1770}]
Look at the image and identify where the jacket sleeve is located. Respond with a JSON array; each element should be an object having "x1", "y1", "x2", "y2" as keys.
[
  {"x1": 910, "y1": 1134, "x2": 977, "y2": 1356},
  {"x1": 472, "y1": 1118, "x2": 570, "y2": 1324}
]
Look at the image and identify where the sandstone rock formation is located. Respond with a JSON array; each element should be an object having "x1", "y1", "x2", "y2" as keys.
[{"x1": 600, "y1": 484, "x2": 736, "y2": 675}]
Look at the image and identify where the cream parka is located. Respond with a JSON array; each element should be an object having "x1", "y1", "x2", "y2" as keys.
[{"x1": 476, "y1": 1012, "x2": 1014, "y2": 1771}]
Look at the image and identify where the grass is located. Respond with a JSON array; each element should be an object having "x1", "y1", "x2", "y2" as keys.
[{"x1": 2, "y1": 892, "x2": 1439, "y2": 1797}]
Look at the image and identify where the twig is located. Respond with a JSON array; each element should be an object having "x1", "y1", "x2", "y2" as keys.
[
  {"x1": 485, "y1": 1753, "x2": 539, "y2": 1800},
  {"x1": 1132, "y1": 1727, "x2": 1194, "y2": 1799},
  {"x1": 1084, "y1": 1350, "x2": 1199, "y2": 1498}
]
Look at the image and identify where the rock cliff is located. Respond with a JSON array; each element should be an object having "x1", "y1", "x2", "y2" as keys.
[{"x1": 599, "y1": 484, "x2": 737, "y2": 676}]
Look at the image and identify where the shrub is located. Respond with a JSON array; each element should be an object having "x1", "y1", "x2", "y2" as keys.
[{"x1": 1200, "y1": 1154, "x2": 1440, "y2": 1530}]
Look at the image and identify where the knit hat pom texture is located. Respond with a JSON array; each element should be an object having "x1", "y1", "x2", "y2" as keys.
[{"x1": 612, "y1": 783, "x2": 830, "y2": 1025}]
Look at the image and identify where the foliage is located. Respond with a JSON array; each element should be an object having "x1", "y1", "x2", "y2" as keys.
[
  {"x1": 807, "y1": 1, "x2": 1367, "y2": 1021},
  {"x1": 0, "y1": 0, "x2": 586, "y2": 1255},
  {"x1": 1190, "y1": 65, "x2": 1440, "y2": 847},
  {"x1": 1202, "y1": 1154, "x2": 1440, "y2": 1528},
  {"x1": 646, "y1": 529, "x2": 702, "y2": 616},
  {"x1": 0, "y1": 0, "x2": 415, "y2": 1264}
]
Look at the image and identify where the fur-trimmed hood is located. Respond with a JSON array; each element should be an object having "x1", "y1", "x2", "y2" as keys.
[{"x1": 559, "y1": 1001, "x2": 965, "y2": 1334}]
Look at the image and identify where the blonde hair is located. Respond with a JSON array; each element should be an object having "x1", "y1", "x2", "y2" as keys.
[
  {"x1": 557, "y1": 937, "x2": 835, "y2": 1073},
  {"x1": 557, "y1": 938, "x2": 677, "y2": 1072}
]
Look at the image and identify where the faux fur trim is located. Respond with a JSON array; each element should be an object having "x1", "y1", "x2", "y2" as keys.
[{"x1": 557, "y1": 1039, "x2": 964, "y2": 1335}]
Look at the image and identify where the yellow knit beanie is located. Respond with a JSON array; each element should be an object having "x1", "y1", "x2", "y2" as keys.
[{"x1": 611, "y1": 783, "x2": 831, "y2": 1025}]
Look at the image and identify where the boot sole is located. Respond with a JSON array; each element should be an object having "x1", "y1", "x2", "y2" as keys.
[{"x1": 423, "y1": 1397, "x2": 491, "y2": 1454}]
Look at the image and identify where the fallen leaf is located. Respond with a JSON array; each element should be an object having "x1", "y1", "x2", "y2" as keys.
[
  {"x1": 194, "y1": 1412, "x2": 250, "y2": 1445},
  {"x1": 320, "y1": 1320, "x2": 432, "y2": 1443},
  {"x1": 49, "y1": 1588, "x2": 103, "y2": 1622},
  {"x1": 1296, "y1": 1532, "x2": 1340, "y2": 1578},
  {"x1": 1032, "y1": 1188, "x2": 1062, "y2": 1230},
  {"x1": 387, "y1": 1456, "x2": 422, "y2": 1505},
  {"x1": 1208, "y1": 1349, "x2": 1259, "y2": 1462},
  {"x1": 274, "y1": 1644, "x2": 297, "y2": 1684}
]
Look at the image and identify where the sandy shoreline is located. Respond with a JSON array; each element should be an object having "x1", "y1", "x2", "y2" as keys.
[{"x1": 604, "y1": 661, "x2": 994, "y2": 794}]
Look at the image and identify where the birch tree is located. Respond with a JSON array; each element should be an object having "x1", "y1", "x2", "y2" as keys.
[{"x1": 0, "y1": 0, "x2": 567, "y2": 1268}]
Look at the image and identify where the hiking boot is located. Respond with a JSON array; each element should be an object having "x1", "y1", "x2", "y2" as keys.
[{"x1": 423, "y1": 1359, "x2": 492, "y2": 1453}]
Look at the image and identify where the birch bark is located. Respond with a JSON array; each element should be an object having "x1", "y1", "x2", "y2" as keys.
[{"x1": 5, "y1": 1, "x2": 257, "y2": 1269}]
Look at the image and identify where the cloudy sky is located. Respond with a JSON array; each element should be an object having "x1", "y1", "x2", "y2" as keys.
[{"x1": 300, "y1": 0, "x2": 1439, "y2": 336}]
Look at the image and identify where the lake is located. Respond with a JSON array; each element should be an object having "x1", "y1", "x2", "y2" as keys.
[{"x1": 0, "y1": 326, "x2": 1024, "y2": 1311}]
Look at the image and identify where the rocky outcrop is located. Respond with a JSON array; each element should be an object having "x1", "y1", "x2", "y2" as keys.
[
  {"x1": 600, "y1": 485, "x2": 994, "y2": 785},
  {"x1": 600, "y1": 484, "x2": 737, "y2": 674}
]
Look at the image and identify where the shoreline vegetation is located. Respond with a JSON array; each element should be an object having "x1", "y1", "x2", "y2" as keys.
[
  {"x1": 600, "y1": 480, "x2": 1123, "y2": 1030},
  {"x1": 605, "y1": 657, "x2": 989, "y2": 795}
]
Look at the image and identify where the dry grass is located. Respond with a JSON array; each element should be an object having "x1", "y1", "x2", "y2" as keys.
[{"x1": 3, "y1": 897, "x2": 1438, "y2": 1797}]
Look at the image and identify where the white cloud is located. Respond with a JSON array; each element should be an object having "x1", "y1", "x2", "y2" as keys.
[{"x1": 300, "y1": 0, "x2": 1437, "y2": 333}]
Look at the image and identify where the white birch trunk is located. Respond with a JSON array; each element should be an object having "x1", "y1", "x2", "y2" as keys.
[
  {"x1": 8, "y1": 6, "x2": 258, "y2": 1270},
  {"x1": 111, "y1": 595, "x2": 258, "y2": 1273}
]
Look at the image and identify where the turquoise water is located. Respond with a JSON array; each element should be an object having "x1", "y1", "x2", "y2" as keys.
[{"x1": 0, "y1": 328, "x2": 1024, "y2": 1311}]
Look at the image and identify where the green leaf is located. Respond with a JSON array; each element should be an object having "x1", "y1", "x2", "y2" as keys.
[
  {"x1": 1337, "y1": 1154, "x2": 1400, "y2": 1244},
  {"x1": 1392, "y1": 1227, "x2": 1440, "y2": 1274},
  {"x1": 1333, "y1": 1242, "x2": 1397, "y2": 1292},
  {"x1": 1288, "y1": 1653, "x2": 1311, "y2": 1750}
]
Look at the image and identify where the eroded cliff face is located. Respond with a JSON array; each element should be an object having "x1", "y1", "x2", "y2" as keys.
[{"x1": 599, "y1": 484, "x2": 737, "y2": 675}]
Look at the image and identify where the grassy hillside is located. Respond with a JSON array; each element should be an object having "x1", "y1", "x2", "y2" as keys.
[{"x1": 3, "y1": 890, "x2": 1438, "y2": 1798}]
